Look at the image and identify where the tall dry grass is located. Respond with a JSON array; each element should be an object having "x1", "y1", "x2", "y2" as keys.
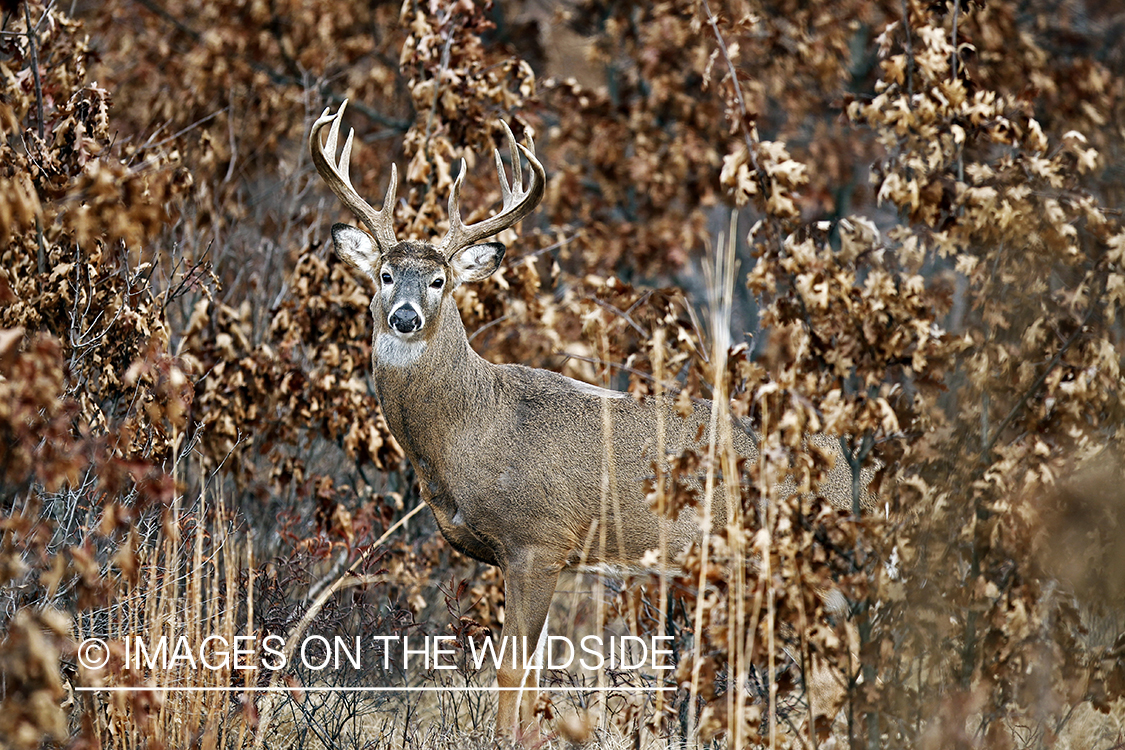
[{"x1": 76, "y1": 485, "x2": 251, "y2": 748}]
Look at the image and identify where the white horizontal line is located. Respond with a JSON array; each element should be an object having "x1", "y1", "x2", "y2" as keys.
[{"x1": 75, "y1": 686, "x2": 674, "y2": 693}]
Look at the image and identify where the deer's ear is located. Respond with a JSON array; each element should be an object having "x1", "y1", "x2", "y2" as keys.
[
  {"x1": 450, "y1": 242, "x2": 505, "y2": 284},
  {"x1": 331, "y1": 224, "x2": 381, "y2": 279}
]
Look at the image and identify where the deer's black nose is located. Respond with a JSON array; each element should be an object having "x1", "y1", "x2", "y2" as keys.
[{"x1": 390, "y1": 306, "x2": 422, "y2": 334}]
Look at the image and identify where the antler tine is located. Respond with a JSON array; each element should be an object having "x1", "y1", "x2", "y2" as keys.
[
  {"x1": 439, "y1": 120, "x2": 545, "y2": 259},
  {"x1": 500, "y1": 120, "x2": 523, "y2": 200},
  {"x1": 310, "y1": 100, "x2": 398, "y2": 250}
]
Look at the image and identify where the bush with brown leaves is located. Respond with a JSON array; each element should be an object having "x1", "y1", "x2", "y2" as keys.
[{"x1": 1, "y1": 0, "x2": 1123, "y2": 748}]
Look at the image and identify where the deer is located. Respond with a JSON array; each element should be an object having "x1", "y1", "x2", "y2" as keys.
[{"x1": 309, "y1": 101, "x2": 866, "y2": 742}]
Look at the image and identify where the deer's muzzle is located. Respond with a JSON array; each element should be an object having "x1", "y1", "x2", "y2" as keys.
[{"x1": 389, "y1": 305, "x2": 423, "y2": 334}]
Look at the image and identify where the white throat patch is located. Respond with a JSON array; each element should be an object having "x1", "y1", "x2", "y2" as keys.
[{"x1": 376, "y1": 332, "x2": 427, "y2": 367}]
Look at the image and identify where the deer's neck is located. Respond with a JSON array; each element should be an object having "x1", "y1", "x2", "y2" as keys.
[{"x1": 371, "y1": 298, "x2": 496, "y2": 461}]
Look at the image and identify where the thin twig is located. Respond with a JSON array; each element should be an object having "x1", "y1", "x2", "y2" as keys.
[
  {"x1": 510, "y1": 233, "x2": 577, "y2": 262},
  {"x1": 162, "y1": 241, "x2": 214, "y2": 312},
  {"x1": 467, "y1": 314, "x2": 510, "y2": 345},
  {"x1": 623, "y1": 289, "x2": 653, "y2": 318},
  {"x1": 951, "y1": 0, "x2": 961, "y2": 80},
  {"x1": 981, "y1": 300, "x2": 1099, "y2": 459},
  {"x1": 901, "y1": 0, "x2": 915, "y2": 97},
  {"x1": 224, "y1": 91, "x2": 238, "y2": 183},
  {"x1": 144, "y1": 107, "x2": 229, "y2": 151},
  {"x1": 23, "y1": 1, "x2": 44, "y2": 141},
  {"x1": 133, "y1": 0, "x2": 200, "y2": 40},
  {"x1": 701, "y1": 0, "x2": 763, "y2": 183},
  {"x1": 35, "y1": 217, "x2": 47, "y2": 275},
  {"x1": 586, "y1": 296, "x2": 649, "y2": 338}
]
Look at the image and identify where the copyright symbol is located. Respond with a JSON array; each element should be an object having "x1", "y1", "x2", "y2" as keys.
[{"x1": 78, "y1": 638, "x2": 109, "y2": 670}]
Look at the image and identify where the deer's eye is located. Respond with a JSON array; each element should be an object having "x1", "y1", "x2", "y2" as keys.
[
  {"x1": 430, "y1": 277, "x2": 444, "y2": 289},
  {"x1": 381, "y1": 273, "x2": 393, "y2": 284}
]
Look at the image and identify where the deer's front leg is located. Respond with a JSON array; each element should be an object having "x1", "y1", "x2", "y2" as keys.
[{"x1": 495, "y1": 549, "x2": 560, "y2": 741}]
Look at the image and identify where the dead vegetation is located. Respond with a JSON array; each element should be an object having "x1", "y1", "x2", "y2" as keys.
[{"x1": 1, "y1": 0, "x2": 1123, "y2": 747}]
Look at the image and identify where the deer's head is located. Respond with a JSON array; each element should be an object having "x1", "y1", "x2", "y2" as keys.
[{"x1": 310, "y1": 102, "x2": 544, "y2": 357}]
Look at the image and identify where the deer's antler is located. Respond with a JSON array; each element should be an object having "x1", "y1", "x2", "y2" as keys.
[
  {"x1": 439, "y1": 121, "x2": 545, "y2": 259},
  {"x1": 310, "y1": 100, "x2": 398, "y2": 250}
]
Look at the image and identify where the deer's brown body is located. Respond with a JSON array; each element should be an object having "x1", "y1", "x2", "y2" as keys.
[
  {"x1": 375, "y1": 291, "x2": 728, "y2": 570},
  {"x1": 310, "y1": 102, "x2": 860, "y2": 740}
]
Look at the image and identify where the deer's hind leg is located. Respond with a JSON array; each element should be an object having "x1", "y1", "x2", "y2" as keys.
[{"x1": 494, "y1": 548, "x2": 561, "y2": 741}]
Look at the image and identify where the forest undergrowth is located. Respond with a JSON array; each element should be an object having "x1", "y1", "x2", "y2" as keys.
[{"x1": 1, "y1": 0, "x2": 1124, "y2": 748}]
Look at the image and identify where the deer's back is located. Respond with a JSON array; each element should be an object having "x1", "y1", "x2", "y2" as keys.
[{"x1": 418, "y1": 364, "x2": 752, "y2": 569}]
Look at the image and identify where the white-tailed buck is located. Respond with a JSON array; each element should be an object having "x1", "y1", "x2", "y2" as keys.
[{"x1": 310, "y1": 101, "x2": 863, "y2": 740}]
